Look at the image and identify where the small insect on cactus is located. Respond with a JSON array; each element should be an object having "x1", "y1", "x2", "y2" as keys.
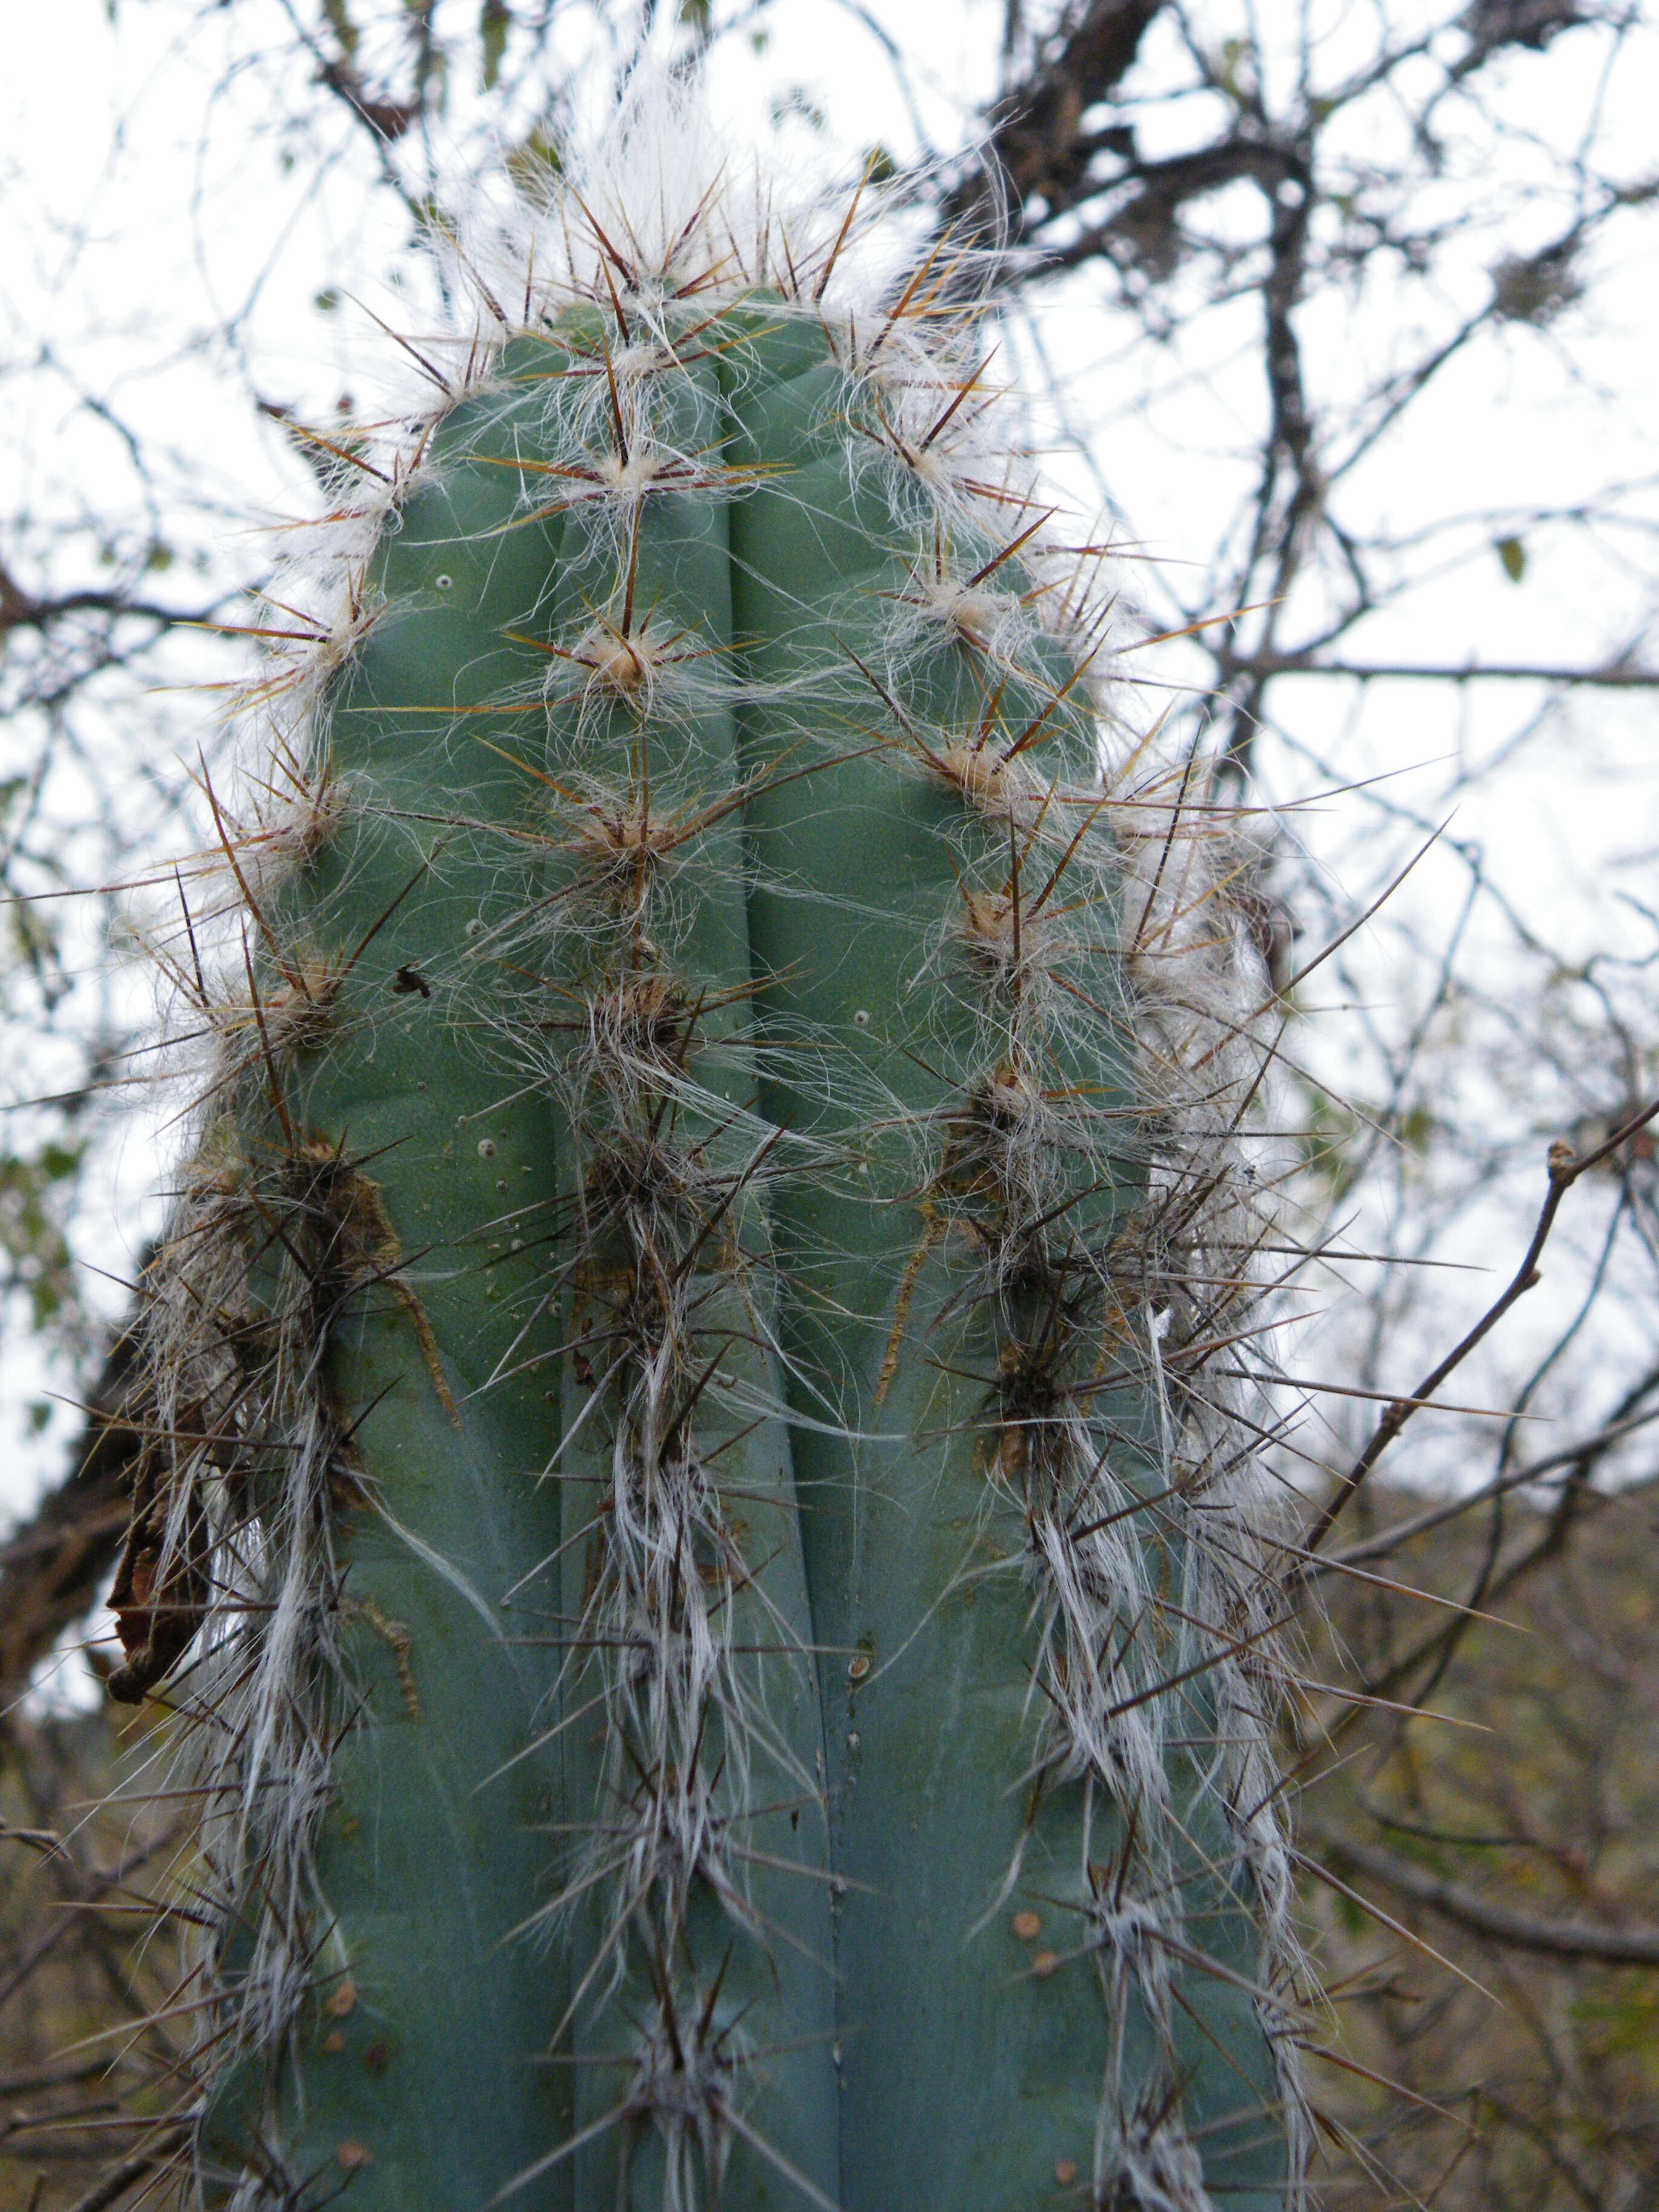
[{"x1": 110, "y1": 72, "x2": 1309, "y2": 2212}]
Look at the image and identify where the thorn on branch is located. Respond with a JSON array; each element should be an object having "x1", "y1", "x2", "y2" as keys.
[
  {"x1": 1300, "y1": 1096, "x2": 1659, "y2": 1556},
  {"x1": 316, "y1": 56, "x2": 423, "y2": 144}
]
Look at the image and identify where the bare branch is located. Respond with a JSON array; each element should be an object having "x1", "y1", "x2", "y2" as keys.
[
  {"x1": 1318, "y1": 1831, "x2": 1659, "y2": 1968},
  {"x1": 1302, "y1": 1098, "x2": 1659, "y2": 1553}
]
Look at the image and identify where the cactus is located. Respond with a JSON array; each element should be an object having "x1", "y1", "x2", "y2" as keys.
[{"x1": 112, "y1": 76, "x2": 1306, "y2": 2212}]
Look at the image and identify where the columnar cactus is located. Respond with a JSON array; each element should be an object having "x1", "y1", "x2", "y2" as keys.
[{"x1": 112, "y1": 77, "x2": 1306, "y2": 2212}]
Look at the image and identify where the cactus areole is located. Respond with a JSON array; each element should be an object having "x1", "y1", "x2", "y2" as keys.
[{"x1": 113, "y1": 80, "x2": 1306, "y2": 2212}]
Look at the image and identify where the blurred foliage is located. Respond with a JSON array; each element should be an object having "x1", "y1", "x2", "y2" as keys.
[
  {"x1": 1301, "y1": 1478, "x2": 1659, "y2": 2208},
  {"x1": 0, "y1": 1712, "x2": 188, "y2": 2211},
  {"x1": 9, "y1": 1477, "x2": 1657, "y2": 2207},
  {"x1": 0, "y1": 1142, "x2": 85, "y2": 1341}
]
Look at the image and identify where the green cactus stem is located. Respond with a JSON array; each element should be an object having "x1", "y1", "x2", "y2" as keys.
[{"x1": 112, "y1": 77, "x2": 1305, "y2": 2212}]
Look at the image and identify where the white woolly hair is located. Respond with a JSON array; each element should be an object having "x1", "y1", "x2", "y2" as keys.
[{"x1": 116, "y1": 57, "x2": 1312, "y2": 2212}]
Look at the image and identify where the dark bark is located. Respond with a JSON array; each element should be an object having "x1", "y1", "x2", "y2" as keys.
[
  {"x1": 948, "y1": 0, "x2": 1159, "y2": 239},
  {"x1": 0, "y1": 1305, "x2": 146, "y2": 1701}
]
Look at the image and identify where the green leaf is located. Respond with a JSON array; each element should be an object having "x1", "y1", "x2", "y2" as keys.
[
  {"x1": 480, "y1": 0, "x2": 509, "y2": 92},
  {"x1": 506, "y1": 124, "x2": 562, "y2": 192},
  {"x1": 321, "y1": 0, "x2": 360, "y2": 61},
  {"x1": 768, "y1": 84, "x2": 826, "y2": 133},
  {"x1": 1218, "y1": 35, "x2": 1249, "y2": 96},
  {"x1": 1497, "y1": 535, "x2": 1527, "y2": 583},
  {"x1": 0, "y1": 1141, "x2": 82, "y2": 1346},
  {"x1": 1398, "y1": 1102, "x2": 1436, "y2": 1154}
]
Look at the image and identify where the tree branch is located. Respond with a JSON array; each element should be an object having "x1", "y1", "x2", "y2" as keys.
[
  {"x1": 1301, "y1": 1097, "x2": 1659, "y2": 1553},
  {"x1": 950, "y1": 0, "x2": 1161, "y2": 238},
  {"x1": 0, "y1": 565, "x2": 216, "y2": 639},
  {"x1": 1319, "y1": 1831, "x2": 1659, "y2": 1968},
  {"x1": 1228, "y1": 652, "x2": 1659, "y2": 689},
  {"x1": 0, "y1": 1305, "x2": 144, "y2": 1699}
]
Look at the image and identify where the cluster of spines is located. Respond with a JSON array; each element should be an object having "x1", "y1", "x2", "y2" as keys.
[
  {"x1": 106, "y1": 1127, "x2": 416, "y2": 2155},
  {"x1": 105, "y1": 73, "x2": 1310, "y2": 2212},
  {"x1": 879, "y1": 687, "x2": 1306, "y2": 2188},
  {"x1": 536, "y1": 732, "x2": 820, "y2": 2191}
]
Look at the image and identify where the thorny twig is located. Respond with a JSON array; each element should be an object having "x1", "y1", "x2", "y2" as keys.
[
  {"x1": 1300, "y1": 1096, "x2": 1659, "y2": 1557},
  {"x1": 1312, "y1": 1831, "x2": 1659, "y2": 1968}
]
